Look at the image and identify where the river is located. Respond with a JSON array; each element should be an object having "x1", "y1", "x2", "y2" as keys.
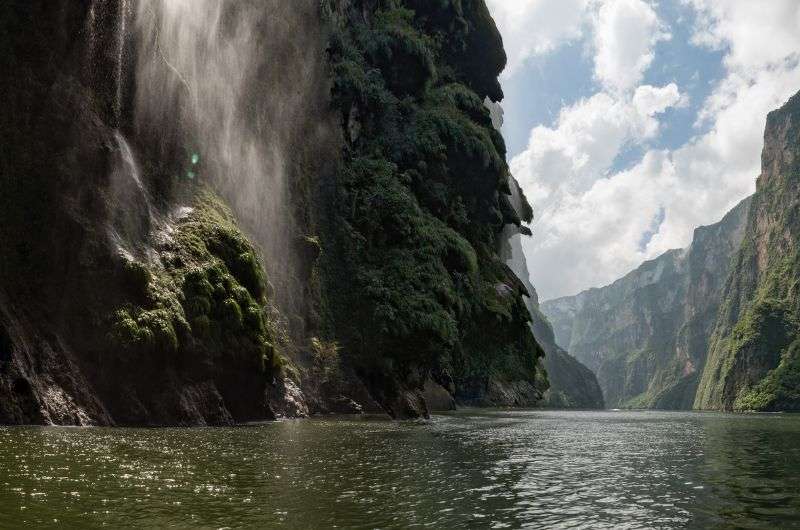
[{"x1": 1, "y1": 410, "x2": 798, "y2": 528}]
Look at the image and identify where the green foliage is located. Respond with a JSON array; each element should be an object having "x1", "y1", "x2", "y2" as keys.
[
  {"x1": 109, "y1": 307, "x2": 179, "y2": 354},
  {"x1": 320, "y1": 0, "x2": 542, "y2": 399},
  {"x1": 175, "y1": 193, "x2": 267, "y2": 300},
  {"x1": 311, "y1": 338, "x2": 345, "y2": 390},
  {"x1": 106, "y1": 189, "x2": 278, "y2": 374},
  {"x1": 736, "y1": 340, "x2": 800, "y2": 411},
  {"x1": 727, "y1": 299, "x2": 793, "y2": 359}
]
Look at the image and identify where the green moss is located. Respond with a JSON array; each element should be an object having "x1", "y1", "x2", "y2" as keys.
[
  {"x1": 122, "y1": 260, "x2": 152, "y2": 297},
  {"x1": 109, "y1": 306, "x2": 178, "y2": 355},
  {"x1": 104, "y1": 188, "x2": 279, "y2": 375},
  {"x1": 735, "y1": 340, "x2": 800, "y2": 411}
]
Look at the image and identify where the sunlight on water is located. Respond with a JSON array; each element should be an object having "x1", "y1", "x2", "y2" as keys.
[{"x1": 0, "y1": 411, "x2": 798, "y2": 528}]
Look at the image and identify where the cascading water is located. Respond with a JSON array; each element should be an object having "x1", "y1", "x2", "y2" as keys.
[
  {"x1": 107, "y1": 131, "x2": 156, "y2": 260},
  {"x1": 86, "y1": 0, "x2": 158, "y2": 259},
  {"x1": 85, "y1": 0, "x2": 130, "y2": 127},
  {"x1": 133, "y1": 0, "x2": 337, "y2": 328},
  {"x1": 115, "y1": 0, "x2": 130, "y2": 124}
]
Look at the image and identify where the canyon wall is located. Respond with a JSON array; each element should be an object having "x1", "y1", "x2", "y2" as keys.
[
  {"x1": 543, "y1": 197, "x2": 751, "y2": 408},
  {"x1": 0, "y1": 0, "x2": 560, "y2": 423},
  {"x1": 695, "y1": 91, "x2": 800, "y2": 412}
]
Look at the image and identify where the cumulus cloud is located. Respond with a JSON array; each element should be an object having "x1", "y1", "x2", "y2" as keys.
[
  {"x1": 686, "y1": 0, "x2": 800, "y2": 72},
  {"x1": 511, "y1": 84, "x2": 683, "y2": 298},
  {"x1": 509, "y1": 1, "x2": 800, "y2": 301},
  {"x1": 485, "y1": 0, "x2": 591, "y2": 78},
  {"x1": 519, "y1": 151, "x2": 677, "y2": 297},
  {"x1": 647, "y1": 0, "x2": 800, "y2": 256},
  {"x1": 593, "y1": 0, "x2": 670, "y2": 92},
  {"x1": 514, "y1": 83, "x2": 681, "y2": 203}
]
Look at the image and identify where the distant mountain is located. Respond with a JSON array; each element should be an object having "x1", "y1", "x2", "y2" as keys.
[
  {"x1": 542, "y1": 197, "x2": 751, "y2": 409},
  {"x1": 544, "y1": 90, "x2": 800, "y2": 412}
]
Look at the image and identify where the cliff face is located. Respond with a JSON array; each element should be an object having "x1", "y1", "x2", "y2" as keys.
[
  {"x1": 499, "y1": 177, "x2": 604, "y2": 409},
  {"x1": 695, "y1": 91, "x2": 800, "y2": 412},
  {"x1": 543, "y1": 197, "x2": 751, "y2": 409},
  {"x1": 319, "y1": 0, "x2": 548, "y2": 416},
  {"x1": 0, "y1": 0, "x2": 556, "y2": 424},
  {"x1": 0, "y1": 0, "x2": 335, "y2": 425}
]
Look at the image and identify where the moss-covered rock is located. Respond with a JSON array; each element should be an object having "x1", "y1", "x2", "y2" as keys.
[{"x1": 107, "y1": 189, "x2": 278, "y2": 369}]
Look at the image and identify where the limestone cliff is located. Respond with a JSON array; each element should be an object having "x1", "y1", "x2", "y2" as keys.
[
  {"x1": 543, "y1": 197, "x2": 751, "y2": 409},
  {"x1": 695, "y1": 91, "x2": 800, "y2": 412},
  {"x1": 498, "y1": 178, "x2": 604, "y2": 409},
  {"x1": 319, "y1": 0, "x2": 548, "y2": 416}
]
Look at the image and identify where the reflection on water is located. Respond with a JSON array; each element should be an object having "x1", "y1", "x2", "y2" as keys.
[{"x1": 0, "y1": 410, "x2": 798, "y2": 528}]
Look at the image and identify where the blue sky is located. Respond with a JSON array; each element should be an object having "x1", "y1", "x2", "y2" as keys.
[{"x1": 487, "y1": 0, "x2": 800, "y2": 300}]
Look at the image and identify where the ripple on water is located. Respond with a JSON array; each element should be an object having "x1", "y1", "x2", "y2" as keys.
[{"x1": 0, "y1": 411, "x2": 799, "y2": 528}]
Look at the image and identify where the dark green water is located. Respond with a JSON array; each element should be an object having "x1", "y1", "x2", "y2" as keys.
[{"x1": 1, "y1": 410, "x2": 799, "y2": 529}]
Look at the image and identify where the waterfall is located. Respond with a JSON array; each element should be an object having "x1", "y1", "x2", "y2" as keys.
[
  {"x1": 132, "y1": 0, "x2": 336, "y2": 319},
  {"x1": 85, "y1": 0, "x2": 129, "y2": 126},
  {"x1": 108, "y1": 131, "x2": 155, "y2": 259},
  {"x1": 115, "y1": 0, "x2": 130, "y2": 124}
]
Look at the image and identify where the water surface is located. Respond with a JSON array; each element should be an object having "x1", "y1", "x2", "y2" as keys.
[{"x1": 1, "y1": 410, "x2": 799, "y2": 528}]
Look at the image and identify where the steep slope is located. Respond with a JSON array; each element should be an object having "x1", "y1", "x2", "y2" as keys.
[
  {"x1": 319, "y1": 0, "x2": 548, "y2": 416},
  {"x1": 695, "y1": 91, "x2": 800, "y2": 412},
  {"x1": 543, "y1": 197, "x2": 751, "y2": 408},
  {"x1": 499, "y1": 177, "x2": 604, "y2": 409},
  {"x1": 0, "y1": 0, "x2": 555, "y2": 424},
  {"x1": 0, "y1": 0, "x2": 335, "y2": 425}
]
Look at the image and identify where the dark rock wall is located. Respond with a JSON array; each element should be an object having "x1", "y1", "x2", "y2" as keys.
[
  {"x1": 1, "y1": 0, "x2": 575, "y2": 424},
  {"x1": 0, "y1": 1, "x2": 325, "y2": 425},
  {"x1": 319, "y1": 0, "x2": 549, "y2": 417}
]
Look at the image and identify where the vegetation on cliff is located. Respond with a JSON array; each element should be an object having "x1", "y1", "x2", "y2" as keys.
[
  {"x1": 319, "y1": 0, "x2": 544, "y2": 415},
  {"x1": 696, "y1": 92, "x2": 800, "y2": 411},
  {"x1": 0, "y1": 2, "x2": 292, "y2": 425},
  {"x1": 108, "y1": 190, "x2": 279, "y2": 373}
]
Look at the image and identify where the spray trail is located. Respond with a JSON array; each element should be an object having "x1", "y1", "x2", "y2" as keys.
[{"x1": 133, "y1": 0, "x2": 336, "y2": 325}]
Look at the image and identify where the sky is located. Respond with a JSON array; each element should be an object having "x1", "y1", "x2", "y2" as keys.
[{"x1": 485, "y1": 0, "x2": 800, "y2": 301}]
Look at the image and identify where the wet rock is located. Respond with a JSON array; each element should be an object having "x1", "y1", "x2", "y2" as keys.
[{"x1": 422, "y1": 378, "x2": 455, "y2": 412}]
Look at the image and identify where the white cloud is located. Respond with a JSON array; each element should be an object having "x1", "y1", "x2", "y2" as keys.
[
  {"x1": 495, "y1": 1, "x2": 800, "y2": 300},
  {"x1": 485, "y1": 0, "x2": 591, "y2": 78},
  {"x1": 520, "y1": 151, "x2": 677, "y2": 297},
  {"x1": 686, "y1": 0, "x2": 800, "y2": 72},
  {"x1": 511, "y1": 85, "x2": 682, "y2": 298},
  {"x1": 633, "y1": 83, "x2": 683, "y2": 115},
  {"x1": 513, "y1": 83, "x2": 681, "y2": 201},
  {"x1": 593, "y1": 0, "x2": 670, "y2": 92},
  {"x1": 646, "y1": 0, "x2": 800, "y2": 256}
]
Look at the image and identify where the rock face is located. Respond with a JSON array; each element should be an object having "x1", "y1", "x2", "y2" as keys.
[
  {"x1": 499, "y1": 177, "x2": 604, "y2": 409},
  {"x1": 695, "y1": 91, "x2": 800, "y2": 412},
  {"x1": 0, "y1": 0, "x2": 335, "y2": 425},
  {"x1": 1, "y1": 0, "x2": 567, "y2": 424},
  {"x1": 488, "y1": 99, "x2": 602, "y2": 410},
  {"x1": 319, "y1": 0, "x2": 550, "y2": 417},
  {"x1": 543, "y1": 197, "x2": 751, "y2": 409}
]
